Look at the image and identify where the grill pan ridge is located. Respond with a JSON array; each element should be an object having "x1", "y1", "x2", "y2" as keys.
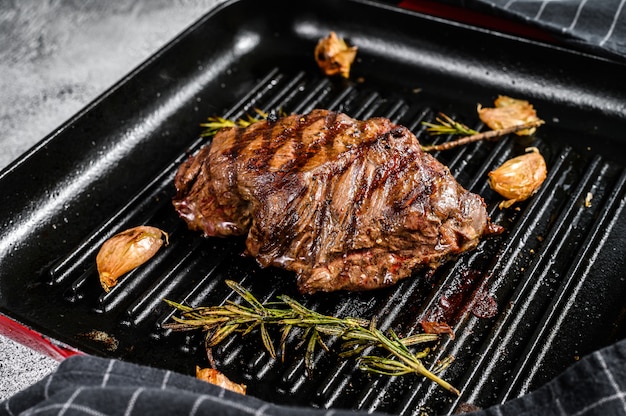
[{"x1": 1, "y1": 0, "x2": 626, "y2": 415}]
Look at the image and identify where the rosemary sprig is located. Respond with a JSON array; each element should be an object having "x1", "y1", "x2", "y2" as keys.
[
  {"x1": 200, "y1": 108, "x2": 270, "y2": 137},
  {"x1": 420, "y1": 112, "x2": 544, "y2": 152},
  {"x1": 200, "y1": 108, "x2": 290, "y2": 137},
  {"x1": 163, "y1": 280, "x2": 459, "y2": 395}
]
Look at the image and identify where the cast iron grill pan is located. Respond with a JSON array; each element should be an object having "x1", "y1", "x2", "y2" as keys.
[{"x1": 1, "y1": 1, "x2": 625, "y2": 415}]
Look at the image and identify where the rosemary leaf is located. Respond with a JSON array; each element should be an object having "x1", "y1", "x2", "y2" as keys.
[
  {"x1": 314, "y1": 324, "x2": 347, "y2": 337},
  {"x1": 316, "y1": 331, "x2": 330, "y2": 353},
  {"x1": 305, "y1": 329, "x2": 324, "y2": 376},
  {"x1": 169, "y1": 316, "x2": 227, "y2": 328},
  {"x1": 338, "y1": 343, "x2": 368, "y2": 359},
  {"x1": 226, "y1": 280, "x2": 265, "y2": 311},
  {"x1": 163, "y1": 299, "x2": 194, "y2": 312},
  {"x1": 260, "y1": 323, "x2": 276, "y2": 359},
  {"x1": 241, "y1": 321, "x2": 260, "y2": 336},
  {"x1": 432, "y1": 355, "x2": 455, "y2": 374},
  {"x1": 400, "y1": 333, "x2": 439, "y2": 347},
  {"x1": 280, "y1": 324, "x2": 293, "y2": 362},
  {"x1": 160, "y1": 322, "x2": 195, "y2": 331},
  {"x1": 208, "y1": 324, "x2": 239, "y2": 347},
  {"x1": 422, "y1": 113, "x2": 478, "y2": 136},
  {"x1": 359, "y1": 356, "x2": 414, "y2": 376},
  {"x1": 278, "y1": 295, "x2": 318, "y2": 317},
  {"x1": 340, "y1": 329, "x2": 379, "y2": 344},
  {"x1": 223, "y1": 303, "x2": 264, "y2": 318},
  {"x1": 296, "y1": 327, "x2": 313, "y2": 351}
]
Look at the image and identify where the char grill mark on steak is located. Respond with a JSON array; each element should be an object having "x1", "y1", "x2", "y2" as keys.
[{"x1": 173, "y1": 109, "x2": 500, "y2": 294}]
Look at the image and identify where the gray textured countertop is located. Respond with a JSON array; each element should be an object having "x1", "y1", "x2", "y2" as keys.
[{"x1": 0, "y1": 0, "x2": 223, "y2": 400}]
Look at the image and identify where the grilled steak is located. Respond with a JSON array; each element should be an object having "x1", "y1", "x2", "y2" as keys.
[{"x1": 173, "y1": 109, "x2": 501, "y2": 294}]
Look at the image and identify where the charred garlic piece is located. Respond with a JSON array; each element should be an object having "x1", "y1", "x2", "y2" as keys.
[{"x1": 314, "y1": 31, "x2": 357, "y2": 78}]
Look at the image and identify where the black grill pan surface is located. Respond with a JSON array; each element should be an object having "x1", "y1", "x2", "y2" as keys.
[{"x1": 1, "y1": 0, "x2": 626, "y2": 414}]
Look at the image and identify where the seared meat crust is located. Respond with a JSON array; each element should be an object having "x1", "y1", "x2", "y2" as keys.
[{"x1": 173, "y1": 110, "x2": 499, "y2": 294}]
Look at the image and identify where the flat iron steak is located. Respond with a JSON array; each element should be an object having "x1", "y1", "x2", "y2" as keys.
[{"x1": 173, "y1": 109, "x2": 500, "y2": 294}]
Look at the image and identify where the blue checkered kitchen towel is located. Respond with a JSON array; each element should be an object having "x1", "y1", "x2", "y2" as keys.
[
  {"x1": 1, "y1": 337, "x2": 625, "y2": 416},
  {"x1": 464, "y1": 0, "x2": 626, "y2": 59}
]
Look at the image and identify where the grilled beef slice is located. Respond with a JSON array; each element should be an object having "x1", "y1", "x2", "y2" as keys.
[{"x1": 173, "y1": 109, "x2": 501, "y2": 294}]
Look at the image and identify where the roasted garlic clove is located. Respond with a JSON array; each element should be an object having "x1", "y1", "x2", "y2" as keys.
[
  {"x1": 196, "y1": 366, "x2": 247, "y2": 395},
  {"x1": 488, "y1": 147, "x2": 547, "y2": 209},
  {"x1": 314, "y1": 31, "x2": 357, "y2": 79},
  {"x1": 478, "y1": 95, "x2": 543, "y2": 136},
  {"x1": 96, "y1": 226, "x2": 168, "y2": 292}
]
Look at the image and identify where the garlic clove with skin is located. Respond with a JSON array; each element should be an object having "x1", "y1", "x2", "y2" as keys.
[
  {"x1": 488, "y1": 147, "x2": 547, "y2": 209},
  {"x1": 478, "y1": 95, "x2": 542, "y2": 136},
  {"x1": 96, "y1": 225, "x2": 169, "y2": 292},
  {"x1": 196, "y1": 366, "x2": 247, "y2": 395},
  {"x1": 314, "y1": 31, "x2": 358, "y2": 79}
]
